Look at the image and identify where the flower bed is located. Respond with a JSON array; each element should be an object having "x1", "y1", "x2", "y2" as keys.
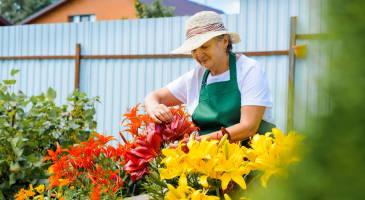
[{"x1": 15, "y1": 103, "x2": 305, "y2": 200}]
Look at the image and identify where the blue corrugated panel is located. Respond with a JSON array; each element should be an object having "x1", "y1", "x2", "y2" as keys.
[{"x1": 0, "y1": 0, "x2": 325, "y2": 145}]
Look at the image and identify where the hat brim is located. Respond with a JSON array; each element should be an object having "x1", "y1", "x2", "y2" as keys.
[{"x1": 170, "y1": 31, "x2": 241, "y2": 55}]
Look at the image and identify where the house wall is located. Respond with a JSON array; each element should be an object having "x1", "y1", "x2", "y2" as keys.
[{"x1": 29, "y1": 0, "x2": 137, "y2": 24}]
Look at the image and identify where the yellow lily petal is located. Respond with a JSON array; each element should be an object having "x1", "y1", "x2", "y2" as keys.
[
  {"x1": 221, "y1": 173, "x2": 231, "y2": 190},
  {"x1": 224, "y1": 194, "x2": 232, "y2": 200},
  {"x1": 272, "y1": 128, "x2": 285, "y2": 142},
  {"x1": 159, "y1": 169, "x2": 181, "y2": 180},
  {"x1": 231, "y1": 172, "x2": 246, "y2": 189},
  {"x1": 179, "y1": 173, "x2": 187, "y2": 189},
  {"x1": 261, "y1": 168, "x2": 277, "y2": 188},
  {"x1": 200, "y1": 175, "x2": 208, "y2": 188},
  {"x1": 167, "y1": 184, "x2": 181, "y2": 199}
]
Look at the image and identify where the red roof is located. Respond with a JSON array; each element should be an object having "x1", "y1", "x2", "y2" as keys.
[
  {"x1": 17, "y1": 0, "x2": 224, "y2": 25},
  {"x1": 143, "y1": 0, "x2": 224, "y2": 16},
  {"x1": 0, "y1": 15, "x2": 12, "y2": 26},
  {"x1": 18, "y1": 0, "x2": 69, "y2": 25}
]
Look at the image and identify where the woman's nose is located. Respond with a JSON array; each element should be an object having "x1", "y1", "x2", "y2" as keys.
[{"x1": 196, "y1": 49, "x2": 205, "y2": 60}]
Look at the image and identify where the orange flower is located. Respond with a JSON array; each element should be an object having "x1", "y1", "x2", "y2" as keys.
[{"x1": 14, "y1": 189, "x2": 27, "y2": 200}]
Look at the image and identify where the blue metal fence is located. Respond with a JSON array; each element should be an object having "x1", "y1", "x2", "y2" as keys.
[{"x1": 0, "y1": 0, "x2": 324, "y2": 145}]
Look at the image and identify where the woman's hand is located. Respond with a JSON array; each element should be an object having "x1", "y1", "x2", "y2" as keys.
[
  {"x1": 149, "y1": 104, "x2": 174, "y2": 124},
  {"x1": 145, "y1": 87, "x2": 184, "y2": 124}
]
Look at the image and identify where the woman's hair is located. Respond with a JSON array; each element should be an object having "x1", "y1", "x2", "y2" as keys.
[{"x1": 214, "y1": 34, "x2": 233, "y2": 54}]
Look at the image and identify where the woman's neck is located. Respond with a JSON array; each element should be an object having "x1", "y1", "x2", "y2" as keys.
[{"x1": 210, "y1": 53, "x2": 230, "y2": 76}]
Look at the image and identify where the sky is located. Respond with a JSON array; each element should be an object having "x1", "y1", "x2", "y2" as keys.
[{"x1": 189, "y1": 0, "x2": 240, "y2": 14}]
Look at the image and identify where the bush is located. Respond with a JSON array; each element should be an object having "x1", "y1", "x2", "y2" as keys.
[{"x1": 0, "y1": 69, "x2": 99, "y2": 199}]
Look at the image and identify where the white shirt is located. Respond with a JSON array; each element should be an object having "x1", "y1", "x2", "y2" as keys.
[{"x1": 167, "y1": 54, "x2": 274, "y2": 123}]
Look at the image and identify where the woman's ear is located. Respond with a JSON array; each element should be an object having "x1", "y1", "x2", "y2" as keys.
[{"x1": 224, "y1": 34, "x2": 229, "y2": 47}]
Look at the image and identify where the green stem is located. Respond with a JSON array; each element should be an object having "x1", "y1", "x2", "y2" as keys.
[
  {"x1": 244, "y1": 173, "x2": 262, "y2": 196},
  {"x1": 47, "y1": 188, "x2": 51, "y2": 200},
  {"x1": 215, "y1": 172, "x2": 220, "y2": 197}
]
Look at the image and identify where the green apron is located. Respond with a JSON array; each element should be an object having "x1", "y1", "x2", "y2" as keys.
[{"x1": 192, "y1": 52, "x2": 275, "y2": 146}]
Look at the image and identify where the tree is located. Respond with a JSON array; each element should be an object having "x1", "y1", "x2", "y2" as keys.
[
  {"x1": 134, "y1": 0, "x2": 175, "y2": 19},
  {"x1": 0, "y1": 0, "x2": 54, "y2": 24}
]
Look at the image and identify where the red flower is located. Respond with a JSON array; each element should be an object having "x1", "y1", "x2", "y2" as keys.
[{"x1": 147, "y1": 115, "x2": 198, "y2": 143}]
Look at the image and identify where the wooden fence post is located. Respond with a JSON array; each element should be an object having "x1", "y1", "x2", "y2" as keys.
[
  {"x1": 75, "y1": 44, "x2": 81, "y2": 89},
  {"x1": 287, "y1": 17, "x2": 297, "y2": 132}
]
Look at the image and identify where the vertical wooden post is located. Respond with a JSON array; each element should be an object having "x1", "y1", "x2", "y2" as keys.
[
  {"x1": 287, "y1": 17, "x2": 297, "y2": 132},
  {"x1": 75, "y1": 43, "x2": 81, "y2": 89}
]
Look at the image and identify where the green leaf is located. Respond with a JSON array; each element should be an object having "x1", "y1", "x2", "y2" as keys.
[
  {"x1": 3, "y1": 80, "x2": 16, "y2": 85},
  {"x1": 11, "y1": 69, "x2": 20, "y2": 76},
  {"x1": 42, "y1": 121, "x2": 53, "y2": 130},
  {"x1": 11, "y1": 134, "x2": 22, "y2": 148},
  {"x1": 27, "y1": 141, "x2": 39, "y2": 148},
  {"x1": 48, "y1": 108, "x2": 57, "y2": 119},
  {"x1": 84, "y1": 108, "x2": 96, "y2": 118},
  {"x1": 9, "y1": 173, "x2": 16, "y2": 186},
  {"x1": 15, "y1": 157, "x2": 27, "y2": 162},
  {"x1": 0, "y1": 190, "x2": 5, "y2": 200},
  {"x1": 8, "y1": 111, "x2": 15, "y2": 118},
  {"x1": 47, "y1": 87, "x2": 57, "y2": 99},
  {"x1": 68, "y1": 120, "x2": 81, "y2": 130},
  {"x1": 14, "y1": 147, "x2": 24, "y2": 157},
  {"x1": 73, "y1": 90, "x2": 80, "y2": 97},
  {"x1": 26, "y1": 154, "x2": 40, "y2": 163},
  {"x1": 1, "y1": 92, "x2": 11, "y2": 102},
  {"x1": 0, "y1": 181, "x2": 9, "y2": 190},
  {"x1": 0, "y1": 85, "x2": 7, "y2": 92},
  {"x1": 9, "y1": 101, "x2": 16, "y2": 106},
  {"x1": 10, "y1": 162, "x2": 21, "y2": 174},
  {"x1": 0, "y1": 118, "x2": 6, "y2": 127},
  {"x1": 87, "y1": 99, "x2": 95, "y2": 106},
  {"x1": 80, "y1": 92, "x2": 87, "y2": 99}
]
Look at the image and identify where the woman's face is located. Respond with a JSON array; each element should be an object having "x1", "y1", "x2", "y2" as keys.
[{"x1": 191, "y1": 35, "x2": 229, "y2": 70}]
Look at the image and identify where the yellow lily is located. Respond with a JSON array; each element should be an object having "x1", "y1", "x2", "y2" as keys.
[
  {"x1": 186, "y1": 136, "x2": 218, "y2": 160},
  {"x1": 251, "y1": 129, "x2": 305, "y2": 188},
  {"x1": 165, "y1": 182, "x2": 192, "y2": 200},
  {"x1": 189, "y1": 190, "x2": 220, "y2": 200},
  {"x1": 215, "y1": 151, "x2": 250, "y2": 190},
  {"x1": 159, "y1": 156, "x2": 187, "y2": 180}
]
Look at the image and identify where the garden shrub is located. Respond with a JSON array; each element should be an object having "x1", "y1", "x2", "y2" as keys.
[{"x1": 0, "y1": 69, "x2": 99, "y2": 199}]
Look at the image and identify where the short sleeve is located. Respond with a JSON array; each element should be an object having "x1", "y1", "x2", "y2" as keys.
[
  {"x1": 167, "y1": 74, "x2": 188, "y2": 104},
  {"x1": 239, "y1": 62, "x2": 273, "y2": 108}
]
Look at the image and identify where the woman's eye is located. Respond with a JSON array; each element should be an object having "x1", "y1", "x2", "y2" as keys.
[{"x1": 202, "y1": 46, "x2": 208, "y2": 49}]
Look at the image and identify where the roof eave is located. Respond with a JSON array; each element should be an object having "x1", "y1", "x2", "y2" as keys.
[
  {"x1": 0, "y1": 15, "x2": 12, "y2": 26},
  {"x1": 17, "y1": 0, "x2": 69, "y2": 25}
]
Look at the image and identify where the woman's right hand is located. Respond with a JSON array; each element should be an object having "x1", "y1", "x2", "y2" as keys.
[{"x1": 149, "y1": 104, "x2": 174, "y2": 124}]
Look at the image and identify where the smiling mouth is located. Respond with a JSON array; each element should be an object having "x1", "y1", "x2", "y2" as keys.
[{"x1": 201, "y1": 59, "x2": 208, "y2": 63}]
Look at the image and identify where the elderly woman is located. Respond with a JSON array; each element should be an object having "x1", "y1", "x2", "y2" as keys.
[{"x1": 144, "y1": 11, "x2": 275, "y2": 144}]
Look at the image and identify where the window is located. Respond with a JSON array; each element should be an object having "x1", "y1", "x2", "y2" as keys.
[{"x1": 70, "y1": 14, "x2": 96, "y2": 23}]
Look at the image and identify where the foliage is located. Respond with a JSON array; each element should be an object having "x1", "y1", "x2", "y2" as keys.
[
  {"x1": 15, "y1": 132, "x2": 149, "y2": 200},
  {"x1": 0, "y1": 70, "x2": 99, "y2": 199},
  {"x1": 39, "y1": 133, "x2": 125, "y2": 200},
  {"x1": 134, "y1": 0, "x2": 175, "y2": 19},
  {"x1": 0, "y1": 0, "x2": 54, "y2": 24},
  {"x1": 243, "y1": 1, "x2": 365, "y2": 199}
]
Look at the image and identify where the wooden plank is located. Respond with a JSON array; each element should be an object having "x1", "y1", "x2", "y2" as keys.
[
  {"x1": 80, "y1": 51, "x2": 289, "y2": 59},
  {"x1": 296, "y1": 33, "x2": 334, "y2": 39},
  {"x1": 0, "y1": 56, "x2": 74, "y2": 60},
  {"x1": 0, "y1": 50, "x2": 290, "y2": 60},
  {"x1": 287, "y1": 16, "x2": 297, "y2": 132},
  {"x1": 75, "y1": 44, "x2": 81, "y2": 89}
]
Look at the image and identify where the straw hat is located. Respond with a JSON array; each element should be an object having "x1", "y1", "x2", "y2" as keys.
[{"x1": 170, "y1": 11, "x2": 241, "y2": 54}]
